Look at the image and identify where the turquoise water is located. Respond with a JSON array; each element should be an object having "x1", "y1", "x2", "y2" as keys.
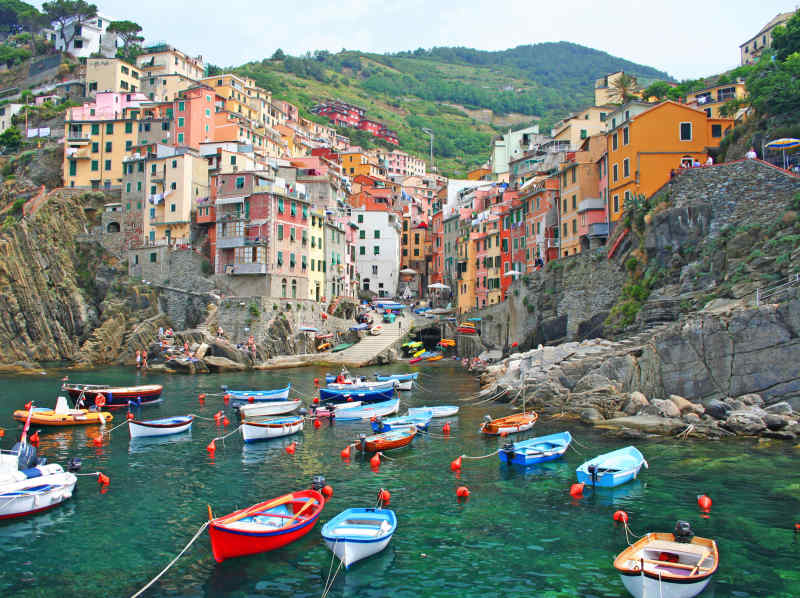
[{"x1": 0, "y1": 363, "x2": 798, "y2": 597}]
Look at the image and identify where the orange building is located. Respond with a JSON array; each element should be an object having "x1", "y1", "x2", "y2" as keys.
[{"x1": 606, "y1": 101, "x2": 734, "y2": 222}]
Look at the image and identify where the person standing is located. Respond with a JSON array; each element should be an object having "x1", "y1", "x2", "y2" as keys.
[
  {"x1": 746, "y1": 147, "x2": 757, "y2": 160},
  {"x1": 141, "y1": 349, "x2": 148, "y2": 370},
  {"x1": 135, "y1": 350, "x2": 141, "y2": 369}
]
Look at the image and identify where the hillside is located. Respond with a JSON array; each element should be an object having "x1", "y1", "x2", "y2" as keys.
[{"x1": 234, "y1": 42, "x2": 671, "y2": 175}]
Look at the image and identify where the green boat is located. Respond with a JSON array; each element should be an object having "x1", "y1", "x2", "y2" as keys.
[
  {"x1": 383, "y1": 313, "x2": 396, "y2": 323},
  {"x1": 331, "y1": 342, "x2": 355, "y2": 353}
]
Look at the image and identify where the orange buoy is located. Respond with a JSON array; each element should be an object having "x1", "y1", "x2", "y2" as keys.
[
  {"x1": 127, "y1": 412, "x2": 134, "y2": 420},
  {"x1": 613, "y1": 510, "x2": 629, "y2": 524},
  {"x1": 500, "y1": 431, "x2": 508, "y2": 437},
  {"x1": 370, "y1": 453, "x2": 381, "y2": 468},
  {"x1": 313, "y1": 397, "x2": 320, "y2": 404},
  {"x1": 313, "y1": 419, "x2": 321, "y2": 429},
  {"x1": 97, "y1": 473, "x2": 110, "y2": 486},
  {"x1": 569, "y1": 483, "x2": 585, "y2": 498},
  {"x1": 248, "y1": 396, "x2": 255, "y2": 403},
  {"x1": 221, "y1": 417, "x2": 229, "y2": 426},
  {"x1": 378, "y1": 489, "x2": 391, "y2": 504},
  {"x1": 223, "y1": 393, "x2": 231, "y2": 403},
  {"x1": 314, "y1": 378, "x2": 320, "y2": 386},
  {"x1": 0, "y1": 429, "x2": 4, "y2": 438},
  {"x1": 456, "y1": 486, "x2": 470, "y2": 498},
  {"x1": 340, "y1": 445, "x2": 351, "y2": 460},
  {"x1": 198, "y1": 393, "x2": 206, "y2": 400},
  {"x1": 794, "y1": 523, "x2": 800, "y2": 532},
  {"x1": 92, "y1": 435, "x2": 103, "y2": 446},
  {"x1": 450, "y1": 456, "x2": 462, "y2": 471},
  {"x1": 285, "y1": 442, "x2": 296, "y2": 455},
  {"x1": 697, "y1": 494, "x2": 712, "y2": 511},
  {"x1": 29, "y1": 431, "x2": 39, "y2": 447},
  {"x1": 206, "y1": 440, "x2": 216, "y2": 454},
  {"x1": 442, "y1": 422, "x2": 451, "y2": 434},
  {"x1": 322, "y1": 485, "x2": 334, "y2": 498}
]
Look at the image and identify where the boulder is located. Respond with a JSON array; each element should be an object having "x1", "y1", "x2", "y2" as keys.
[
  {"x1": 763, "y1": 414, "x2": 788, "y2": 431},
  {"x1": 651, "y1": 398, "x2": 681, "y2": 418},
  {"x1": 705, "y1": 399, "x2": 731, "y2": 420},
  {"x1": 760, "y1": 430, "x2": 797, "y2": 441},
  {"x1": 668, "y1": 394, "x2": 692, "y2": 412},
  {"x1": 723, "y1": 412, "x2": 766, "y2": 435},
  {"x1": 738, "y1": 393, "x2": 764, "y2": 406},
  {"x1": 165, "y1": 357, "x2": 196, "y2": 373},
  {"x1": 764, "y1": 401, "x2": 793, "y2": 415},
  {"x1": 195, "y1": 343, "x2": 210, "y2": 359},
  {"x1": 205, "y1": 356, "x2": 247, "y2": 372},
  {"x1": 622, "y1": 391, "x2": 649, "y2": 416},
  {"x1": 580, "y1": 407, "x2": 604, "y2": 425},
  {"x1": 573, "y1": 373, "x2": 616, "y2": 394},
  {"x1": 724, "y1": 397, "x2": 747, "y2": 411}
]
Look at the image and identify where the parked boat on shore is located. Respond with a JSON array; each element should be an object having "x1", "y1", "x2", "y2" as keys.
[
  {"x1": 576, "y1": 446, "x2": 647, "y2": 488},
  {"x1": 129, "y1": 415, "x2": 194, "y2": 439},
  {"x1": 321, "y1": 507, "x2": 397, "y2": 569},
  {"x1": 62, "y1": 383, "x2": 163, "y2": 409}
]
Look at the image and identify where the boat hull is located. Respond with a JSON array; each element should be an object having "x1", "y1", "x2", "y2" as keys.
[
  {"x1": 327, "y1": 399, "x2": 400, "y2": 421},
  {"x1": 408, "y1": 406, "x2": 459, "y2": 418},
  {"x1": 499, "y1": 432, "x2": 571, "y2": 466},
  {"x1": 362, "y1": 428, "x2": 416, "y2": 452},
  {"x1": 321, "y1": 508, "x2": 397, "y2": 569},
  {"x1": 13, "y1": 409, "x2": 112, "y2": 427},
  {"x1": 241, "y1": 417, "x2": 304, "y2": 443},
  {"x1": 0, "y1": 466, "x2": 76, "y2": 519},
  {"x1": 129, "y1": 416, "x2": 193, "y2": 438},
  {"x1": 319, "y1": 387, "x2": 395, "y2": 404},
  {"x1": 327, "y1": 380, "x2": 395, "y2": 392},
  {"x1": 239, "y1": 400, "x2": 302, "y2": 419},
  {"x1": 619, "y1": 572, "x2": 712, "y2": 598},
  {"x1": 576, "y1": 446, "x2": 647, "y2": 488},
  {"x1": 63, "y1": 384, "x2": 163, "y2": 409},
  {"x1": 480, "y1": 412, "x2": 538, "y2": 436},
  {"x1": 228, "y1": 386, "x2": 291, "y2": 406}
]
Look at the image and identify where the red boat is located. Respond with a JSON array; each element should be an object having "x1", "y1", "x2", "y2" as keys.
[
  {"x1": 208, "y1": 489, "x2": 325, "y2": 562},
  {"x1": 61, "y1": 384, "x2": 163, "y2": 409},
  {"x1": 408, "y1": 357, "x2": 423, "y2": 364},
  {"x1": 361, "y1": 427, "x2": 416, "y2": 452},
  {"x1": 457, "y1": 327, "x2": 477, "y2": 334}
]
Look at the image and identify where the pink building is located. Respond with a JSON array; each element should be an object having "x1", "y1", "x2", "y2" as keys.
[{"x1": 67, "y1": 91, "x2": 149, "y2": 121}]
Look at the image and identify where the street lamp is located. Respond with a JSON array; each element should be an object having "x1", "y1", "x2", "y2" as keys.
[{"x1": 422, "y1": 127, "x2": 434, "y2": 172}]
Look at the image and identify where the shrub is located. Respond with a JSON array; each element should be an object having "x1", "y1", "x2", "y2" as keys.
[
  {"x1": 248, "y1": 302, "x2": 260, "y2": 317},
  {"x1": 201, "y1": 259, "x2": 212, "y2": 275},
  {"x1": 625, "y1": 257, "x2": 639, "y2": 273}
]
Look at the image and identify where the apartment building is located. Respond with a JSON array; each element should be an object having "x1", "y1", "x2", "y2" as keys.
[
  {"x1": 47, "y1": 14, "x2": 118, "y2": 58},
  {"x1": 557, "y1": 134, "x2": 605, "y2": 256},
  {"x1": 85, "y1": 58, "x2": 141, "y2": 96},
  {"x1": 740, "y1": 11, "x2": 795, "y2": 65},
  {"x1": 352, "y1": 208, "x2": 401, "y2": 298},
  {"x1": 136, "y1": 45, "x2": 205, "y2": 80}
]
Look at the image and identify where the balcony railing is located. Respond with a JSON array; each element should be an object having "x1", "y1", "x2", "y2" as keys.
[
  {"x1": 587, "y1": 222, "x2": 609, "y2": 237},
  {"x1": 232, "y1": 262, "x2": 267, "y2": 275},
  {"x1": 216, "y1": 236, "x2": 245, "y2": 249}
]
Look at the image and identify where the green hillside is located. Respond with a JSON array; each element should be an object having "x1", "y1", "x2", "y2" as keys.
[{"x1": 234, "y1": 42, "x2": 671, "y2": 176}]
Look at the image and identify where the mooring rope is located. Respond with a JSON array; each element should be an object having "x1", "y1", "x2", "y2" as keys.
[
  {"x1": 130, "y1": 521, "x2": 210, "y2": 598},
  {"x1": 103, "y1": 419, "x2": 130, "y2": 435},
  {"x1": 460, "y1": 449, "x2": 500, "y2": 460}
]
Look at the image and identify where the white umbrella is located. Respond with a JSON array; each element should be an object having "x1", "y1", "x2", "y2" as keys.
[
  {"x1": 428, "y1": 282, "x2": 450, "y2": 290},
  {"x1": 503, "y1": 269, "x2": 522, "y2": 277},
  {"x1": 399, "y1": 268, "x2": 417, "y2": 275}
]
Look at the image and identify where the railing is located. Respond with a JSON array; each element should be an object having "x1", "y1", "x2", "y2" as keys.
[
  {"x1": 588, "y1": 222, "x2": 610, "y2": 237},
  {"x1": 232, "y1": 262, "x2": 268, "y2": 275},
  {"x1": 216, "y1": 236, "x2": 245, "y2": 249},
  {"x1": 755, "y1": 273, "x2": 800, "y2": 306}
]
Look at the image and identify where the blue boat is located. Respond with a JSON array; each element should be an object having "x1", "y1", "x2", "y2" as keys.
[
  {"x1": 371, "y1": 413, "x2": 432, "y2": 433},
  {"x1": 375, "y1": 373, "x2": 419, "y2": 382},
  {"x1": 321, "y1": 508, "x2": 397, "y2": 568},
  {"x1": 329, "y1": 399, "x2": 400, "y2": 422},
  {"x1": 576, "y1": 446, "x2": 647, "y2": 488},
  {"x1": 227, "y1": 385, "x2": 291, "y2": 406},
  {"x1": 319, "y1": 387, "x2": 395, "y2": 404},
  {"x1": 498, "y1": 431, "x2": 572, "y2": 466}
]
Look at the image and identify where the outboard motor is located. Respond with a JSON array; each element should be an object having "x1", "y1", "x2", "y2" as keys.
[
  {"x1": 483, "y1": 415, "x2": 492, "y2": 425},
  {"x1": 674, "y1": 521, "x2": 694, "y2": 543},
  {"x1": 11, "y1": 442, "x2": 39, "y2": 470},
  {"x1": 501, "y1": 442, "x2": 515, "y2": 464},
  {"x1": 358, "y1": 433, "x2": 367, "y2": 453},
  {"x1": 375, "y1": 416, "x2": 384, "y2": 432},
  {"x1": 588, "y1": 464, "x2": 598, "y2": 486},
  {"x1": 67, "y1": 457, "x2": 82, "y2": 472},
  {"x1": 311, "y1": 475, "x2": 326, "y2": 492}
]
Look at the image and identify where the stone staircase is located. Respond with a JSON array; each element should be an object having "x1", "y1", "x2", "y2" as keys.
[{"x1": 327, "y1": 320, "x2": 410, "y2": 367}]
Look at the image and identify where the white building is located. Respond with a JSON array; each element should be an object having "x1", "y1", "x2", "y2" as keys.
[
  {"x1": 0, "y1": 104, "x2": 24, "y2": 134},
  {"x1": 489, "y1": 124, "x2": 543, "y2": 178},
  {"x1": 47, "y1": 15, "x2": 118, "y2": 58},
  {"x1": 352, "y1": 208, "x2": 401, "y2": 298}
]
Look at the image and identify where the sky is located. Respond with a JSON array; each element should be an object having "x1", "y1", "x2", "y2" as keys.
[{"x1": 39, "y1": 0, "x2": 796, "y2": 79}]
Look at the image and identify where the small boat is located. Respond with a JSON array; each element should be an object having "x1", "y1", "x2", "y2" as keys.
[
  {"x1": 322, "y1": 508, "x2": 397, "y2": 569},
  {"x1": 129, "y1": 415, "x2": 194, "y2": 439},
  {"x1": 328, "y1": 399, "x2": 400, "y2": 422},
  {"x1": 62, "y1": 383, "x2": 163, "y2": 409},
  {"x1": 382, "y1": 313, "x2": 396, "y2": 324},
  {"x1": 412, "y1": 349, "x2": 426, "y2": 358},
  {"x1": 331, "y1": 343, "x2": 355, "y2": 353},
  {"x1": 459, "y1": 321, "x2": 476, "y2": 328},
  {"x1": 241, "y1": 415, "x2": 304, "y2": 443},
  {"x1": 359, "y1": 427, "x2": 417, "y2": 452},
  {"x1": 227, "y1": 385, "x2": 291, "y2": 406},
  {"x1": 376, "y1": 373, "x2": 419, "y2": 382},
  {"x1": 327, "y1": 380, "x2": 395, "y2": 392},
  {"x1": 426, "y1": 354, "x2": 443, "y2": 362},
  {"x1": 298, "y1": 325, "x2": 319, "y2": 332},
  {"x1": 13, "y1": 396, "x2": 113, "y2": 427},
  {"x1": 408, "y1": 357, "x2": 423, "y2": 364},
  {"x1": 457, "y1": 327, "x2": 477, "y2": 334},
  {"x1": 350, "y1": 323, "x2": 369, "y2": 331},
  {"x1": 316, "y1": 333, "x2": 333, "y2": 340},
  {"x1": 317, "y1": 342, "x2": 332, "y2": 351},
  {"x1": 439, "y1": 339, "x2": 455, "y2": 347},
  {"x1": 313, "y1": 401, "x2": 363, "y2": 418},
  {"x1": 319, "y1": 387, "x2": 395, "y2": 404},
  {"x1": 614, "y1": 522, "x2": 718, "y2": 598},
  {"x1": 208, "y1": 489, "x2": 325, "y2": 562},
  {"x1": 480, "y1": 411, "x2": 538, "y2": 436},
  {"x1": 370, "y1": 325, "x2": 384, "y2": 336},
  {"x1": 239, "y1": 399, "x2": 302, "y2": 419},
  {"x1": 576, "y1": 446, "x2": 647, "y2": 488},
  {"x1": 371, "y1": 413, "x2": 431, "y2": 433},
  {"x1": 407, "y1": 405, "x2": 459, "y2": 418},
  {"x1": 498, "y1": 431, "x2": 572, "y2": 466},
  {"x1": 400, "y1": 341, "x2": 423, "y2": 354}
]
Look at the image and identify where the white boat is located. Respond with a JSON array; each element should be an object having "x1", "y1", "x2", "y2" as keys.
[
  {"x1": 375, "y1": 373, "x2": 417, "y2": 391},
  {"x1": 241, "y1": 415, "x2": 304, "y2": 443},
  {"x1": 327, "y1": 380, "x2": 396, "y2": 391},
  {"x1": 331, "y1": 399, "x2": 400, "y2": 422},
  {"x1": 370, "y1": 325, "x2": 384, "y2": 336},
  {"x1": 239, "y1": 399, "x2": 302, "y2": 419},
  {"x1": 614, "y1": 523, "x2": 718, "y2": 598},
  {"x1": 0, "y1": 447, "x2": 76, "y2": 520},
  {"x1": 321, "y1": 508, "x2": 397, "y2": 568},
  {"x1": 128, "y1": 415, "x2": 194, "y2": 438},
  {"x1": 408, "y1": 406, "x2": 459, "y2": 418}
]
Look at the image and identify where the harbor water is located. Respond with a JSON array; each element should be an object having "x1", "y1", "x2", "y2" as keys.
[{"x1": 0, "y1": 363, "x2": 797, "y2": 597}]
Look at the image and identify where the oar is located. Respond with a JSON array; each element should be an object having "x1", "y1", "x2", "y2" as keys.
[
  {"x1": 285, "y1": 498, "x2": 316, "y2": 526},
  {"x1": 217, "y1": 493, "x2": 294, "y2": 525}
]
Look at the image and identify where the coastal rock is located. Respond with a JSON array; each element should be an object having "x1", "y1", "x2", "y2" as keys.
[
  {"x1": 764, "y1": 401, "x2": 793, "y2": 415},
  {"x1": 763, "y1": 414, "x2": 788, "y2": 431},
  {"x1": 204, "y1": 356, "x2": 247, "y2": 372},
  {"x1": 573, "y1": 373, "x2": 616, "y2": 394},
  {"x1": 195, "y1": 343, "x2": 210, "y2": 359},
  {"x1": 580, "y1": 407, "x2": 604, "y2": 424},
  {"x1": 759, "y1": 430, "x2": 797, "y2": 441},
  {"x1": 705, "y1": 399, "x2": 731, "y2": 420},
  {"x1": 683, "y1": 412, "x2": 702, "y2": 424},
  {"x1": 651, "y1": 398, "x2": 681, "y2": 418},
  {"x1": 596, "y1": 415, "x2": 686, "y2": 436},
  {"x1": 738, "y1": 393, "x2": 764, "y2": 406},
  {"x1": 668, "y1": 394, "x2": 693, "y2": 413},
  {"x1": 622, "y1": 391, "x2": 649, "y2": 415},
  {"x1": 723, "y1": 412, "x2": 766, "y2": 435}
]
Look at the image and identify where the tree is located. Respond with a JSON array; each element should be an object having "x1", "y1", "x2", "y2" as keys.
[
  {"x1": 42, "y1": 0, "x2": 97, "y2": 54},
  {"x1": 18, "y1": 6, "x2": 46, "y2": 56},
  {"x1": 107, "y1": 20, "x2": 143, "y2": 56},
  {"x1": 771, "y1": 10, "x2": 800, "y2": 62},
  {"x1": 271, "y1": 48, "x2": 285, "y2": 60},
  {"x1": 0, "y1": 0, "x2": 35, "y2": 33},
  {"x1": 0, "y1": 126, "x2": 22, "y2": 152},
  {"x1": 607, "y1": 72, "x2": 640, "y2": 104},
  {"x1": 642, "y1": 80, "x2": 672, "y2": 101}
]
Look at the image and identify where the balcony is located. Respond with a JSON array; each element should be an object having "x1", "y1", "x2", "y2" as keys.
[
  {"x1": 577, "y1": 198, "x2": 605, "y2": 213},
  {"x1": 547, "y1": 238, "x2": 560, "y2": 248},
  {"x1": 587, "y1": 222, "x2": 609, "y2": 238},
  {"x1": 215, "y1": 195, "x2": 246, "y2": 206},
  {"x1": 232, "y1": 262, "x2": 267, "y2": 275},
  {"x1": 216, "y1": 211, "x2": 247, "y2": 222},
  {"x1": 216, "y1": 236, "x2": 246, "y2": 249},
  {"x1": 65, "y1": 146, "x2": 91, "y2": 159}
]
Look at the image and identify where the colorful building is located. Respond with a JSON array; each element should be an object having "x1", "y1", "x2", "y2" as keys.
[
  {"x1": 740, "y1": 11, "x2": 795, "y2": 65},
  {"x1": 686, "y1": 80, "x2": 747, "y2": 119},
  {"x1": 85, "y1": 58, "x2": 141, "y2": 96},
  {"x1": 308, "y1": 210, "x2": 325, "y2": 301},
  {"x1": 136, "y1": 44, "x2": 205, "y2": 81},
  {"x1": 557, "y1": 134, "x2": 605, "y2": 256},
  {"x1": 352, "y1": 208, "x2": 401, "y2": 298}
]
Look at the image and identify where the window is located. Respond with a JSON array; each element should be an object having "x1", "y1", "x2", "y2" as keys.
[
  {"x1": 177, "y1": 133, "x2": 184, "y2": 144},
  {"x1": 150, "y1": 185, "x2": 156, "y2": 194},
  {"x1": 290, "y1": 201, "x2": 296, "y2": 217},
  {"x1": 680, "y1": 122, "x2": 692, "y2": 141},
  {"x1": 178, "y1": 117, "x2": 184, "y2": 127},
  {"x1": 69, "y1": 160, "x2": 77, "y2": 176},
  {"x1": 571, "y1": 168, "x2": 576, "y2": 184},
  {"x1": 277, "y1": 225, "x2": 283, "y2": 240},
  {"x1": 125, "y1": 140, "x2": 132, "y2": 150},
  {"x1": 170, "y1": 182, "x2": 176, "y2": 190},
  {"x1": 91, "y1": 124, "x2": 100, "y2": 135},
  {"x1": 178, "y1": 101, "x2": 185, "y2": 112},
  {"x1": 623, "y1": 158, "x2": 630, "y2": 178},
  {"x1": 359, "y1": 230, "x2": 366, "y2": 239},
  {"x1": 711, "y1": 124, "x2": 722, "y2": 138},
  {"x1": 290, "y1": 227, "x2": 295, "y2": 242},
  {"x1": 149, "y1": 252, "x2": 157, "y2": 263},
  {"x1": 74, "y1": 39, "x2": 83, "y2": 49},
  {"x1": 278, "y1": 198, "x2": 284, "y2": 214},
  {"x1": 137, "y1": 182, "x2": 142, "y2": 192},
  {"x1": 126, "y1": 183, "x2": 131, "y2": 193},
  {"x1": 613, "y1": 164, "x2": 619, "y2": 182},
  {"x1": 600, "y1": 112, "x2": 607, "y2": 122},
  {"x1": 374, "y1": 230, "x2": 380, "y2": 239},
  {"x1": 371, "y1": 265, "x2": 378, "y2": 275},
  {"x1": 170, "y1": 203, "x2": 176, "y2": 213},
  {"x1": 91, "y1": 142, "x2": 99, "y2": 153},
  {"x1": 374, "y1": 246, "x2": 380, "y2": 255},
  {"x1": 572, "y1": 220, "x2": 577, "y2": 233},
  {"x1": 580, "y1": 128, "x2": 587, "y2": 139},
  {"x1": 277, "y1": 251, "x2": 283, "y2": 266},
  {"x1": 125, "y1": 121, "x2": 132, "y2": 134},
  {"x1": 357, "y1": 214, "x2": 364, "y2": 223},
  {"x1": 572, "y1": 195, "x2": 577, "y2": 210},
  {"x1": 91, "y1": 160, "x2": 99, "y2": 171},
  {"x1": 612, "y1": 133, "x2": 618, "y2": 151},
  {"x1": 613, "y1": 195, "x2": 619, "y2": 213},
  {"x1": 106, "y1": 123, "x2": 113, "y2": 135},
  {"x1": 235, "y1": 176, "x2": 244, "y2": 189},
  {"x1": 149, "y1": 208, "x2": 155, "y2": 218},
  {"x1": 104, "y1": 141, "x2": 112, "y2": 153},
  {"x1": 359, "y1": 246, "x2": 365, "y2": 255},
  {"x1": 623, "y1": 127, "x2": 629, "y2": 145}
]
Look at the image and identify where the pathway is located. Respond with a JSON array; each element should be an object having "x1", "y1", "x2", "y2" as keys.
[{"x1": 326, "y1": 317, "x2": 411, "y2": 367}]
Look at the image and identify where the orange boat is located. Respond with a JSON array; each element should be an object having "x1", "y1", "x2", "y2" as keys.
[
  {"x1": 480, "y1": 411, "x2": 538, "y2": 436},
  {"x1": 360, "y1": 427, "x2": 416, "y2": 452},
  {"x1": 426, "y1": 354, "x2": 443, "y2": 362}
]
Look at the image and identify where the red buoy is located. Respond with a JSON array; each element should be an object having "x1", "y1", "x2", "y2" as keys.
[
  {"x1": 442, "y1": 422, "x2": 451, "y2": 435},
  {"x1": 456, "y1": 486, "x2": 470, "y2": 498},
  {"x1": 795, "y1": 523, "x2": 800, "y2": 532},
  {"x1": 500, "y1": 431, "x2": 508, "y2": 438},
  {"x1": 697, "y1": 494, "x2": 712, "y2": 511},
  {"x1": 370, "y1": 453, "x2": 381, "y2": 468},
  {"x1": 511, "y1": 341, "x2": 518, "y2": 348},
  {"x1": 340, "y1": 445, "x2": 351, "y2": 460},
  {"x1": 285, "y1": 442, "x2": 296, "y2": 455},
  {"x1": 92, "y1": 435, "x2": 103, "y2": 447},
  {"x1": 97, "y1": 473, "x2": 110, "y2": 486},
  {"x1": 314, "y1": 378, "x2": 320, "y2": 386},
  {"x1": 313, "y1": 397, "x2": 320, "y2": 404},
  {"x1": 198, "y1": 393, "x2": 206, "y2": 400},
  {"x1": 322, "y1": 485, "x2": 334, "y2": 498},
  {"x1": 613, "y1": 510, "x2": 629, "y2": 524},
  {"x1": 127, "y1": 412, "x2": 134, "y2": 420},
  {"x1": 346, "y1": 397, "x2": 353, "y2": 402},
  {"x1": 378, "y1": 489, "x2": 391, "y2": 504},
  {"x1": 313, "y1": 419, "x2": 321, "y2": 429},
  {"x1": 29, "y1": 431, "x2": 39, "y2": 447},
  {"x1": 569, "y1": 483, "x2": 585, "y2": 498},
  {"x1": 248, "y1": 396, "x2": 255, "y2": 403},
  {"x1": 24, "y1": 401, "x2": 32, "y2": 411},
  {"x1": 450, "y1": 456, "x2": 462, "y2": 471},
  {"x1": 224, "y1": 417, "x2": 231, "y2": 426},
  {"x1": 223, "y1": 394, "x2": 231, "y2": 403},
  {"x1": 206, "y1": 440, "x2": 216, "y2": 454},
  {"x1": 94, "y1": 394, "x2": 106, "y2": 408}
]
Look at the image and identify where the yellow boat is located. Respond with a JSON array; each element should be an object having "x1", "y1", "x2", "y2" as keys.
[
  {"x1": 439, "y1": 339, "x2": 456, "y2": 347},
  {"x1": 13, "y1": 396, "x2": 113, "y2": 427},
  {"x1": 317, "y1": 342, "x2": 332, "y2": 351},
  {"x1": 413, "y1": 349, "x2": 426, "y2": 358}
]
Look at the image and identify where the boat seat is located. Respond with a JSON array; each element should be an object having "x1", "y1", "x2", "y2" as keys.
[{"x1": 328, "y1": 525, "x2": 385, "y2": 537}]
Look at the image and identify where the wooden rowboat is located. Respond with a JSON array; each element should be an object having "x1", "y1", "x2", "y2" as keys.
[
  {"x1": 239, "y1": 399, "x2": 302, "y2": 419},
  {"x1": 576, "y1": 446, "x2": 647, "y2": 488},
  {"x1": 614, "y1": 523, "x2": 718, "y2": 598},
  {"x1": 241, "y1": 415, "x2": 304, "y2": 443},
  {"x1": 62, "y1": 383, "x2": 163, "y2": 409},
  {"x1": 321, "y1": 507, "x2": 397, "y2": 568},
  {"x1": 480, "y1": 411, "x2": 538, "y2": 436},
  {"x1": 498, "y1": 431, "x2": 571, "y2": 466},
  {"x1": 129, "y1": 415, "x2": 194, "y2": 439},
  {"x1": 359, "y1": 427, "x2": 416, "y2": 452},
  {"x1": 208, "y1": 489, "x2": 325, "y2": 562}
]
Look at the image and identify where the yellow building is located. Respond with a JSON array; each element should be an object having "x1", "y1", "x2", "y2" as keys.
[
  {"x1": 740, "y1": 11, "x2": 795, "y2": 65},
  {"x1": 594, "y1": 71, "x2": 642, "y2": 105},
  {"x1": 308, "y1": 209, "x2": 326, "y2": 301},
  {"x1": 139, "y1": 73, "x2": 197, "y2": 102},
  {"x1": 341, "y1": 151, "x2": 385, "y2": 178},
  {"x1": 686, "y1": 80, "x2": 747, "y2": 119},
  {"x1": 551, "y1": 105, "x2": 612, "y2": 150},
  {"x1": 136, "y1": 45, "x2": 205, "y2": 80},
  {"x1": 456, "y1": 222, "x2": 476, "y2": 315},
  {"x1": 64, "y1": 118, "x2": 139, "y2": 190},
  {"x1": 85, "y1": 58, "x2": 141, "y2": 96}
]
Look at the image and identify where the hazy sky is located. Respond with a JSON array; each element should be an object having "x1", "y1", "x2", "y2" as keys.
[{"x1": 43, "y1": 0, "x2": 795, "y2": 79}]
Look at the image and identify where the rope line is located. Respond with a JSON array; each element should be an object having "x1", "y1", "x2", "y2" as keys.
[
  {"x1": 460, "y1": 449, "x2": 500, "y2": 460},
  {"x1": 130, "y1": 521, "x2": 209, "y2": 598},
  {"x1": 210, "y1": 425, "x2": 242, "y2": 445},
  {"x1": 104, "y1": 420, "x2": 129, "y2": 435}
]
